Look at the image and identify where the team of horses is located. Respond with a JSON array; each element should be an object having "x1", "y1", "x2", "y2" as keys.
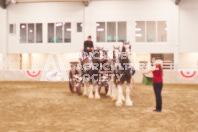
[{"x1": 78, "y1": 42, "x2": 135, "y2": 106}]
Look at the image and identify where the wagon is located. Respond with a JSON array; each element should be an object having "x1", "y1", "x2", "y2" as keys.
[{"x1": 69, "y1": 61, "x2": 83, "y2": 95}]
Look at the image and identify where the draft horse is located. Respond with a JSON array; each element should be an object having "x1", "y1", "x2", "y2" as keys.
[{"x1": 115, "y1": 42, "x2": 135, "y2": 106}]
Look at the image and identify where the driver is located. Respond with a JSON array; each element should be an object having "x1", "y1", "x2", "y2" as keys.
[{"x1": 84, "y1": 36, "x2": 94, "y2": 57}]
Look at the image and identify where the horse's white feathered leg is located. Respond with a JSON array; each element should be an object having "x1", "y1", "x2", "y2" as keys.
[
  {"x1": 88, "y1": 84, "x2": 94, "y2": 99},
  {"x1": 95, "y1": 85, "x2": 101, "y2": 99},
  {"x1": 111, "y1": 83, "x2": 117, "y2": 101},
  {"x1": 116, "y1": 85, "x2": 123, "y2": 106},
  {"x1": 83, "y1": 82, "x2": 88, "y2": 96},
  {"x1": 121, "y1": 92, "x2": 126, "y2": 102},
  {"x1": 125, "y1": 84, "x2": 133, "y2": 106}
]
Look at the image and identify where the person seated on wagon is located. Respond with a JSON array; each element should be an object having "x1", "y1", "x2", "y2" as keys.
[{"x1": 83, "y1": 36, "x2": 94, "y2": 58}]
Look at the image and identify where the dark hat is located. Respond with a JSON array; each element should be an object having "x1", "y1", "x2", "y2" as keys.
[{"x1": 88, "y1": 36, "x2": 92, "y2": 38}]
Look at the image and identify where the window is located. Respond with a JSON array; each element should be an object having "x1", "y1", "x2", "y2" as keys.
[
  {"x1": 118, "y1": 22, "x2": 127, "y2": 42},
  {"x1": 151, "y1": 53, "x2": 174, "y2": 69},
  {"x1": 36, "y1": 23, "x2": 43, "y2": 43},
  {"x1": 10, "y1": 24, "x2": 16, "y2": 34},
  {"x1": 135, "y1": 21, "x2": 167, "y2": 43},
  {"x1": 107, "y1": 22, "x2": 116, "y2": 42},
  {"x1": 20, "y1": 24, "x2": 27, "y2": 43},
  {"x1": 20, "y1": 23, "x2": 43, "y2": 43},
  {"x1": 56, "y1": 23, "x2": 63, "y2": 43},
  {"x1": 157, "y1": 21, "x2": 167, "y2": 42},
  {"x1": 147, "y1": 21, "x2": 156, "y2": 42},
  {"x1": 64, "y1": 23, "x2": 71, "y2": 43},
  {"x1": 48, "y1": 22, "x2": 71, "y2": 43},
  {"x1": 97, "y1": 21, "x2": 127, "y2": 42},
  {"x1": 135, "y1": 21, "x2": 145, "y2": 42},
  {"x1": 77, "y1": 22, "x2": 83, "y2": 32},
  {"x1": 96, "y1": 22, "x2": 105, "y2": 42},
  {"x1": 48, "y1": 23, "x2": 54, "y2": 43},
  {"x1": 28, "y1": 23, "x2": 34, "y2": 43}
]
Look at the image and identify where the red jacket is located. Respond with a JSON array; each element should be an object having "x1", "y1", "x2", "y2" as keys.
[{"x1": 152, "y1": 66, "x2": 163, "y2": 83}]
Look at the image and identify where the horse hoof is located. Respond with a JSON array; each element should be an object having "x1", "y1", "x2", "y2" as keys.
[
  {"x1": 88, "y1": 94, "x2": 94, "y2": 99},
  {"x1": 83, "y1": 93, "x2": 88, "y2": 96},
  {"x1": 126, "y1": 101, "x2": 133, "y2": 106},
  {"x1": 116, "y1": 101, "x2": 123, "y2": 107},
  {"x1": 112, "y1": 97, "x2": 117, "y2": 102},
  {"x1": 95, "y1": 95, "x2": 101, "y2": 99},
  {"x1": 121, "y1": 97, "x2": 126, "y2": 102},
  {"x1": 106, "y1": 93, "x2": 111, "y2": 97}
]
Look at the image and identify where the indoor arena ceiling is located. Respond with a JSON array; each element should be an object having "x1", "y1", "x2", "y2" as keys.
[{"x1": 0, "y1": 0, "x2": 182, "y2": 9}]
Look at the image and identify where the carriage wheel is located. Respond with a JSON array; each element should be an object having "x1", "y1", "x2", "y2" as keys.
[{"x1": 69, "y1": 71, "x2": 74, "y2": 93}]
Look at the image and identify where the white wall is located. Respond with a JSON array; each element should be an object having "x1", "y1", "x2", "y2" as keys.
[
  {"x1": 179, "y1": 53, "x2": 198, "y2": 68},
  {"x1": 1, "y1": 0, "x2": 198, "y2": 83},
  {"x1": 179, "y1": 0, "x2": 198, "y2": 53},
  {"x1": 6, "y1": 0, "x2": 179, "y2": 54},
  {"x1": 0, "y1": 8, "x2": 4, "y2": 53},
  {"x1": 87, "y1": 0, "x2": 178, "y2": 53},
  {"x1": 0, "y1": 8, "x2": 4, "y2": 70},
  {"x1": 0, "y1": 8, "x2": 7, "y2": 70},
  {"x1": 7, "y1": 2, "x2": 85, "y2": 53}
]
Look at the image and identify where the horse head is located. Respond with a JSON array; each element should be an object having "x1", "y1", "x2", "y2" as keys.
[
  {"x1": 122, "y1": 41, "x2": 131, "y2": 57},
  {"x1": 94, "y1": 46, "x2": 105, "y2": 61},
  {"x1": 113, "y1": 46, "x2": 120, "y2": 60}
]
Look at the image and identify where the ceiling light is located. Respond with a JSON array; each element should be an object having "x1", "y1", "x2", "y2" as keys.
[
  {"x1": 21, "y1": 25, "x2": 26, "y2": 29},
  {"x1": 135, "y1": 28, "x2": 141, "y2": 31},
  {"x1": 56, "y1": 23, "x2": 63, "y2": 27},
  {"x1": 136, "y1": 34, "x2": 142, "y2": 37},
  {"x1": 66, "y1": 28, "x2": 72, "y2": 31},
  {"x1": 97, "y1": 28, "x2": 104, "y2": 32}
]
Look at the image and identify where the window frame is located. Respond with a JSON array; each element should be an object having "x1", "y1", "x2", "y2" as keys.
[
  {"x1": 135, "y1": 20, "x2": 168, "y2": 43},
  {"x1": 19, "y1": 23, "x2": 43, "y2": 44},
  {"x1": 96, "y1": 21, "x2": 127, "y2": 43},
  {"x1": 47, "y1": 22, "x2": 72, "y2": 44}
]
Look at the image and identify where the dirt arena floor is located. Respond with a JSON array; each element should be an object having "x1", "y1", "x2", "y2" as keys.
[{"x1": 0, "y1": 82, "x2": 198, "y2": 132}]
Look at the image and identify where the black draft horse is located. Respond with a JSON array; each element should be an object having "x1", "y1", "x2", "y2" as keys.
[{"x1": 115, "y1": 42, "x2": 135, "y2": 106}]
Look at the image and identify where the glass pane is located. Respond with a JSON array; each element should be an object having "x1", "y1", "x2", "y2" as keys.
[
  {"x1": 118, "y1": 22, "x2": 127, "y2": 42},
  {"x1": 157, "y1": 21, "x2": 167, "y2": 42},
  {"x1": 107, "y1": 22, "x2": 116, "y2": 42},
  {"x1": 20, "y1": 24, "x2": 27, "y2": 43},
  {"x1": 77, "y1": 22, "x2": 82, "y2": 32},
  {"x1": 36, "y1": 23, "x2": 42, "y2": 43},
  {"x1": 64, "y1": 23, "x2": 71, "y2": 43},
  {"x1": 56, "y1": 22, "x2": 63, "y2": 43},
  {"x1": 28, "y1": 23, "x2": 34, "y2": 43},
  {"x1": 96, "y1": 22, "x2": 105, "y2": 42},
  {"x1": 48, "y1": 23, "x2": 54, "y2": 43},
  {"x1": 135, "y1": 21, "x2": 145, "y2": 42},
  {"x1": 147, "y1": 21, "x2": 156, "y2": 42},
  {"x1": 10, "y1": 24, "x2": 14, "y2": 34}
]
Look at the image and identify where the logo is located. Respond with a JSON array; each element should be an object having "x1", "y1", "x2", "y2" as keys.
[
  {"x1": 46, "y1": 70, "x2": 64, "y2": 82},
  {"x1": 26, "y1": 70, "x2": 42, "y2": 79},
  {"x1": 40, "y1": 53, "x2": 68, "y2": 81},
  {"x1": 178, "y1": 69, "x2": 197, "y2": 80}
]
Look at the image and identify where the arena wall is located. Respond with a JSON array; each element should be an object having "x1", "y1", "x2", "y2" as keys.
[
  {"x1": 179, "y1": 0, "x2": 198, "y2": 53},
  {"x1": 5, "y1": 0, "x2": 178, "y2": 54},
  {"x1": 0, "y1": 0, "x2": 198, "y2": 83}
]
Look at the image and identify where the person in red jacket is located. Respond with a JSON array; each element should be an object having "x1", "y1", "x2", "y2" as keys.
[{"x1": 143, "y1": 60, "x2": 163, "y2": 112}]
